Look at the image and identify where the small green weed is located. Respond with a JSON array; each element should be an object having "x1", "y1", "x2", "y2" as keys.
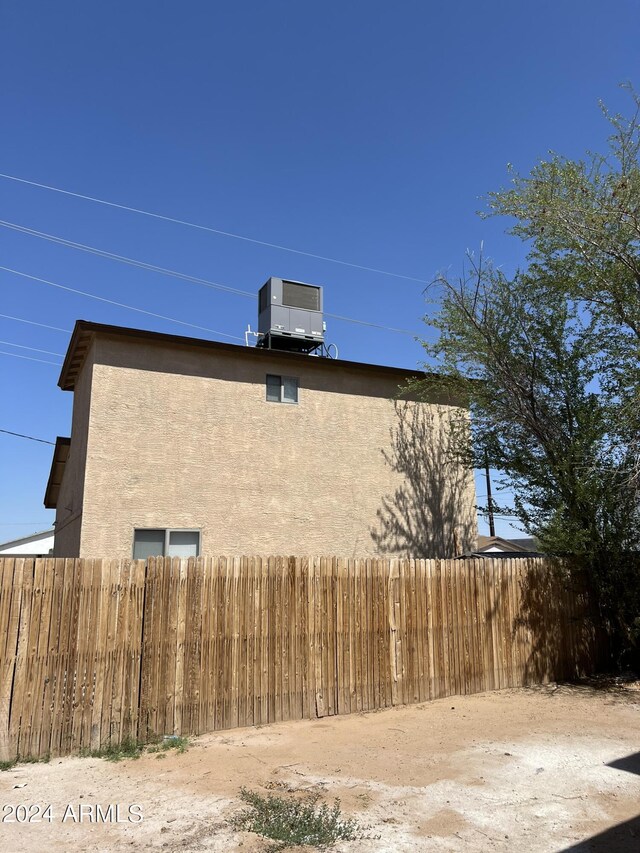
[
  {"x1": 231, "y1": 787, "x2": 362, "y2": 851},
  {"x1": 80, "y1": 736, "x2": 145, "y2": 762},
  {"x1": 0, "y1": 754, "x2": 50, "y2": 771},
  {"x1": 147, "y1": 735, "x2": 189, "y2": 754},
  {"x1": 81, "y1": 735, "x2": 190, "y2": 763},
  {"x1": 25, "y1": 754, "x2": 50, "y2": 764},
  {"x1": 160, "y1": 735, "x2": 189, "y2": 754}
]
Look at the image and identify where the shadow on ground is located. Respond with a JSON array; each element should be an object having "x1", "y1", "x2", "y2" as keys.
[
  {"x1": 561, "y1": 814, "x2": 640, "y2": 851},
  {"x1": 524, "y1": 675, "x2": 640, "y2": 705},
  {"x1": 607, "y1": 751, "x2": 640, "y2": 777}
]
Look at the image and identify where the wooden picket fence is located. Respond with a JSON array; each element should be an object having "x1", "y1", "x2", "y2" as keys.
[{"x1": 0, "y1": 555, "x2": 606, "y2": 761}]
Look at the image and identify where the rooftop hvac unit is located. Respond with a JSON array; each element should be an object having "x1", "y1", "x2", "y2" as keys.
[{"x1": 257, "y1": 277, "x2": 325, "y2": 353}]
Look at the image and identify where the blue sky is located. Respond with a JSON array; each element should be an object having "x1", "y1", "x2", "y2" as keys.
[{"x1": 0, "y1": 1, "x2": 638, "y2": 544}]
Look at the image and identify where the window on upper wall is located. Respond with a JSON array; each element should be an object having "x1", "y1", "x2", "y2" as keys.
[
  {"x1": 132, "y1": 529, "x2": 200, "y2": 559},
  {"x1": 266, "y1": 374, "x2": 298, "y2": 404}
]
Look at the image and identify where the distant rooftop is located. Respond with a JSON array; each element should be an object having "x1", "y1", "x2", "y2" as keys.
[{"x1": 0, "y1": 528, "x2": 55, "y2": 555}]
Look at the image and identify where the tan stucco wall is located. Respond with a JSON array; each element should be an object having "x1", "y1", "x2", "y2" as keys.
[
  {"x1": 53, "y1": 343, "x2": 95, "y2": 557},
  {"x1": 68, "y1": 336, "x2": 476, "y2": 558}
]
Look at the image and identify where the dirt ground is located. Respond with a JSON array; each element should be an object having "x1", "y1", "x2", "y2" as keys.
[{"x1": 2, "y1": 682, "x2": 639, "y2": 853}]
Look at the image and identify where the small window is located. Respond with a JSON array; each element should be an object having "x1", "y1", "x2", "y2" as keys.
[
  {"x1": 266, "y1": 374, "x2": 298, "y2": 404},
  {"x1": 133, "y1": 528, "x2": 200, "y2": 559},
  {"x1": 132, "y1": 529, "x2": 165, "y2": 559},
  {"x1": 167, "y1": 531, "x2": 199, "y2": 558},
  {"x1": 266, "y1": 373, "x2": 282, "y2": 402}
]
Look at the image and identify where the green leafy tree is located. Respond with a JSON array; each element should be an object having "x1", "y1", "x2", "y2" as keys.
[
  {"x1": 420, "y1": 88, "x2": 640, "y2": 665},
  {"x1": 487, "y1": 86, "x2": 640, "y2": 339}
]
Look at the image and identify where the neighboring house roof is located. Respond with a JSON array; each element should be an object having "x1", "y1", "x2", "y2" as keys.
[
  {"x1": 507, "y1": 537, "x2": 540, "y2": 551},
  {"x1": 463, "y1": 534, "x2": 544, "y2": 558},
  {"x1": 57, "y1": 320, "x2": 437, "y2": 392},
  {"x1": 0, "y1": 528, "x2": 55, "y2": 556},
  {"x1": 476, "y1": 535, "x2": 538, "y2": 553}
]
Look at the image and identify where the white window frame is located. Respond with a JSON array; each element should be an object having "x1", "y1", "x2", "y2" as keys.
[
  {"x1": 266, "y1": 374, "x2": 299, "y2": 404},
  {"x1": 132, "y1": 528, "x2": 201, "y2": 558}
]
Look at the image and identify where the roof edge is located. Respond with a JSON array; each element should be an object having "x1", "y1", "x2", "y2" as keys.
[
  {"x1": 58, "y1": 320, "x2": 443, "y2": 393},
  {"x1": 44, "y1": 436, "x2": 71, "y2": 509}
]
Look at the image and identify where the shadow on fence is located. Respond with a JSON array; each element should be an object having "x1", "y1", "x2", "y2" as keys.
[
  {"x1": 0, "y1": 554, "x2": 606, "y2": 762},
  {"x1": 516, "y1": 558, "x2": 608, "y2": 684}
]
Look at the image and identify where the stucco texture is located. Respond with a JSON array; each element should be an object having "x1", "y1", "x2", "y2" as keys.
[
  {"x1": 53, "y1": 343, "x2": 94, "y2": 557},
  {"x1": 61, "y1": 335, "x2": 476, "y2": 558}
]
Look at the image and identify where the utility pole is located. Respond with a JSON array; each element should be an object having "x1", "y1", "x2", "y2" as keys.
[{"x1": 484, "y1": 449, "x2": 496, "y2": 537}]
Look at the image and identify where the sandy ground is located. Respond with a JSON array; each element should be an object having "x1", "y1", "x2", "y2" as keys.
[{"x1": 1, "y1": 682, "x2": 639, "y2": 853}]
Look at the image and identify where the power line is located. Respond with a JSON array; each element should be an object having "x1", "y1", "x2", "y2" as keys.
[
  {"x1": 325, "y1": 310, "x2": 415, "y2": 335},
  {"x1": 0, "y1": 172, "x2": 428, "y2": 284},
  {"x1": 0, "y1": 219, "x2": 255, "y2": 299},
  {"x1": 0, "y1": 349, "x2": 60, "y2": 366},
  {"x1": 0, "y1": 219, "x2": 417, "y2": 336},
  {"x1": 0, "y1": 266, "x2": 245, "y2": 342},
  {"x1": 0, "y1": 428, "x2": 55, "y2": 445},
  {"x1": 0, "y1": 313, "x2": 72, "y2": 333},
  {"x1": 0, "y1": 339, "x2": 65, "y2": 357},
  {"x1": 477, "y1": 510, "x2": 520, "y2": 519}
]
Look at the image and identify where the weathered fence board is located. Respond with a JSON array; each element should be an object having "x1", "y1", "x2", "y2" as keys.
[{"x1": 0, "y1": 555, "x2": 606, "y2": 761}]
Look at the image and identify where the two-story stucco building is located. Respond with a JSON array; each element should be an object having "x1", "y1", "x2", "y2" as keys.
[{"x1": 45, "y1": 319, "x2": 477, "y2": 558}]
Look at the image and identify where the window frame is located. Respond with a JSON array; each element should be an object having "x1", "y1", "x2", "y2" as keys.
[
  {"x1": 265, "y1": 373, "x2": 299, "y2": 404},
  {"x1": 132, "y1": 527, "x2": 201, "y2": 559}
]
